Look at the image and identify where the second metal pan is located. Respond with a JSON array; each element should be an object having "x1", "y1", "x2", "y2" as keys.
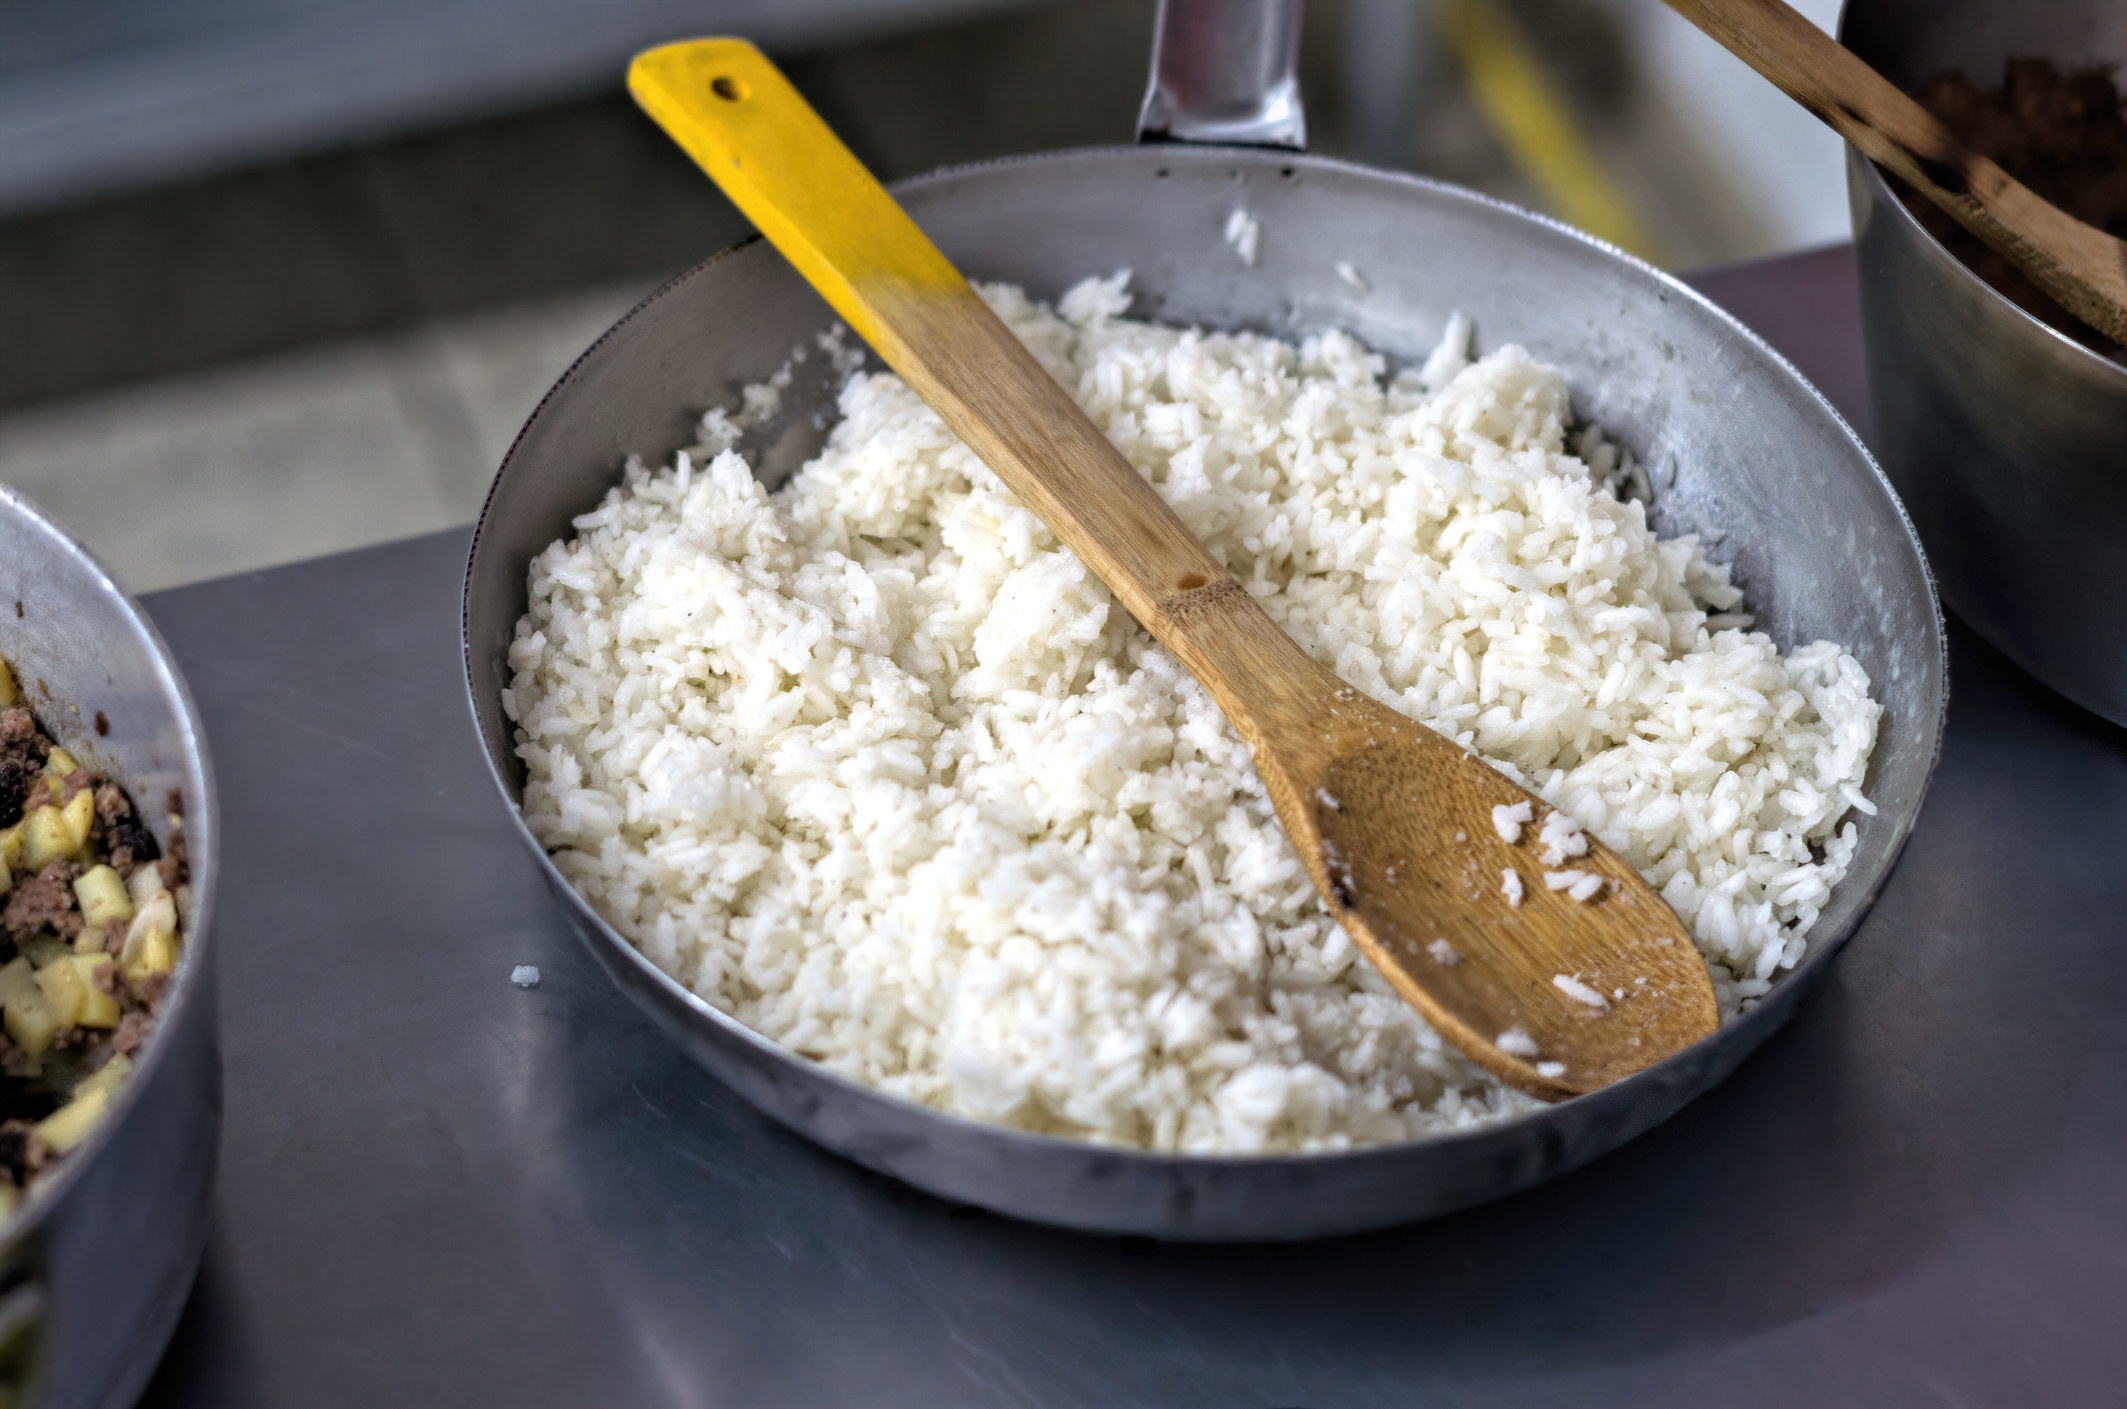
[{"x1": 0, "y1": 484, "x2": 221, "y2": 1407}]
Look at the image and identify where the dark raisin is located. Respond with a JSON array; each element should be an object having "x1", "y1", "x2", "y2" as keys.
[
  {"x1": 0, "y1": 759, "x2": 26, "y2": 827},
  {"x1": 0, "y1": 1119, "x2": 49, "y2": 1183},
  {"x1": 108, "y1": 816, "x2": 159, "y2": 864}
]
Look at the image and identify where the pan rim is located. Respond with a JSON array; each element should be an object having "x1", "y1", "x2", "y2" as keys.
[
  {"x1": 0, "y1": 480, "x2": 221, "y2": 1242},
  {"x1": 460, "y1": 143, "x2": 1947, "y2": 1193}
]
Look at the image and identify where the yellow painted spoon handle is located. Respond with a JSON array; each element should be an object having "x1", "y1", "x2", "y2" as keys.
[{"x1": 627, "y1": 39, "x2": 1319, "y2": 722}]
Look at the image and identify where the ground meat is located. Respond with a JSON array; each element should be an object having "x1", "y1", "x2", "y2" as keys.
[
  {"x1": 1905, "y1": 59, "x2": 2127, "y2": 356},
  {"x1": 0, "y1": 759, "x2": 25, "y2": 827},
  {"x1": 111, "y1": 1012, "x2": 151, "y2": 1057},
  {"x1": 0, "y1": 709, "x2": 32, "y2": 745},
  {"x1": 92, "y1": 784, "x2": 127, "y2": 828},
  {"x1": 1, "y1": 861, "x2": 81, "y2": 945},
  {"x1": 134, "y1": 973, "x2": 169, "y2": 1012},
  {"x1": 156, "y1": 857, "x2": 182, "y2": 891},
  {"x1": 53, "y1": 767, "x2": 89, "y2": 806}
]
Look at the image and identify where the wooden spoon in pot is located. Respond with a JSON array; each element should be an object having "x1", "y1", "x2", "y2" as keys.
[
  {"x1": 628, "y1": 39, "x2": 1718, "y2": 1099},
  {"x1": 1665, "y1": 0, "x2": 2127, "y2": 346}
]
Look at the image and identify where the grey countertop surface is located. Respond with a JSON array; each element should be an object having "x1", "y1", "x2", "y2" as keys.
[{"x1": 133, "y1": 245, "x2": 2127, "y2": 1408}]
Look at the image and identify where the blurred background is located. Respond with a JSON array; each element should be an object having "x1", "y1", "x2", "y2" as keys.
[{"x1": 0, "y1": 0, "x2": 1844, "y2": 591}]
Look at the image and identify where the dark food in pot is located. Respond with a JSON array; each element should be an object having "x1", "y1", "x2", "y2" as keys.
[
  {"x1": 0, "y1": 651, "x2": 187, "y2": 1219},
  {"x1": 1901, "y1": 58, "x2": 2127, "y2": 358}
]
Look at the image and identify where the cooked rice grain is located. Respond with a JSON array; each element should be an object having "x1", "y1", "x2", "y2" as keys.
[{"x1": 507, "y1": 274, "x2": 1880, "y2": 1153}]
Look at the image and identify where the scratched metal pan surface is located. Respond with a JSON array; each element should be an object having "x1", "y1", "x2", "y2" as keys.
[
  {"x1": 461, "y1": 144, "x2": 1946, "y2": 1239},
  {"x1": 1, "y1": 483, "x2": 222, "y2": 1406}
]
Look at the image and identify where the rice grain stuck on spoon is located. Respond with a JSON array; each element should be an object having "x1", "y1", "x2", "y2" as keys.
[{"x1": 625, "y1": 38, "x2": 1719, "y2": 1098}]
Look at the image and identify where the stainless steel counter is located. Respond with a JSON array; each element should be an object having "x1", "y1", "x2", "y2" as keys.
[{"x1": 134, "y1": 245, "x2": 2127, "y2": 1408}]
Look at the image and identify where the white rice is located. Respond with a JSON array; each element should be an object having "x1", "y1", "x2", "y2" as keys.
[
  {"x1": 1544, "y1": 870, "x2": 1605, "y2": 903},
  {"x1": 1495, "y1": 1025, "x2": 1538, "y2": 1057},
  {"x1": 1537, "y1": 809, "x2": 1589, "y2": 865},
  {"x1": 1224, "y1": 207, "x2": 1261, "y2": 267},
  {"x1": 506, "y1": 273, "x2": 1882, "y2": 1154}
]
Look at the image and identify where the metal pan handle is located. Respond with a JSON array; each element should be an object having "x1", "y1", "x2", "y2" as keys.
[{"x1": 1136, "y1": 0, "x2": 1307, "y2": 150}]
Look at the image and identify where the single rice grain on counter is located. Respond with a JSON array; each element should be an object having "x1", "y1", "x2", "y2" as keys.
[{"x1": 507, "y1": 273, "x2": 1881, "y2": 1154}]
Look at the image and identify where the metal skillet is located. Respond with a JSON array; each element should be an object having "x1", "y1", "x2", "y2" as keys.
[{"x1": 461, "y1": 0, "x2": 1945, "y2": 1239}]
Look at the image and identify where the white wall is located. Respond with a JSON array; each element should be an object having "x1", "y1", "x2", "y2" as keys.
[{"x1": 1611, "y1": 0, "x2": 1852, "y2": 252}]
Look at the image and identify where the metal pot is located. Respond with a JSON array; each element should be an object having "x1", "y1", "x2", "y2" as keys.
[
  {"x1": 1843, "y1": 0, "x2": 2127, "y2": 725},
  {"x1": 462, "y1": 0, "x2": 1944, "y2": 1238},
  {"x1": 0, "y1": 485, "x2": 220, "y2": 1408}
]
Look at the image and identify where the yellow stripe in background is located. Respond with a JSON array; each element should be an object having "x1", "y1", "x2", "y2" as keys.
[{"x1": 1436, "y1": 0, "x2": 1664, "y2": 265}]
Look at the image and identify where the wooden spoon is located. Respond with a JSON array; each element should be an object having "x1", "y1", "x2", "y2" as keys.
[
  {"x1": 627, "y1": 38, "x2": 1718, "y2": 1099},
  {"x1": 1666, "y1": 0, "x2": 2127, "y2": 346}
]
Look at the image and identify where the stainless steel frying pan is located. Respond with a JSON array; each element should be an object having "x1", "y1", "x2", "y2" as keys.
[{"x1": 462, "y1": 0, "x2": 1944, "y2": 1239}]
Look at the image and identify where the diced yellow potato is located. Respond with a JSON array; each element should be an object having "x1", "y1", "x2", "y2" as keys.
[
  {"x1": 126, "y1": 865, "x2": 168, "y2": 908},
  {"x1": 31, "y1": 954, "x2": 117, "y2": 1028},
  {"x1": 61, "y1": 787, "x2": 94, "y2": 855},
  {"x1": 74, "y1": 865, "x2": 133, "y2": 931},
  {"x1": 0, "y1": 819, "x2": 21, "y2": 870},
  {"x1": 18, "y1": 805, "x2": 71, "y2": 873},
  {"x1": 43, "y1": 746, "x2": 78, "y2": 780},
  {"x1": 121, "y1": 928, "x2": 178, "y2": 987},
  {"x1": 79, "y1": 1052, "x2": 131, "y2": 1102},
  {"x1": 0, "y1": 957, "x2": 61, "y2": 1056},
  {"x1": 67, "y1": 955, "x2": 120, "y2": 1028},
  {"x1": 34, "y1": 1083, "x2": 113, "y2": 1155},
  {"x1": 120, "y1": 891, "x2": 174, "y2": 951},
  {"x1": 0, "y1": 653, "x2": 16, "y2": 707},
  {"x1": 38, "y1": 1052, "x2": 135, "y2": 1152},
  {"x1": 3, "y1": 998, "x2": 60, "y2": 1056},
  {"x1": 0, "y1": 857, "x2": 10, "y2": 899},
  {"x1": 25, "y1": 1051, "x2": 137, "y2": 1157},
  {"x1": 34, "y1": 956, "x2": 88, "y2": 1026},
  {"x1": 121, "y1": 891, "x2": 175, "y2": 947},
  {"x1": 119, "y1": 893, "x2": 179, "y2": 985}
]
